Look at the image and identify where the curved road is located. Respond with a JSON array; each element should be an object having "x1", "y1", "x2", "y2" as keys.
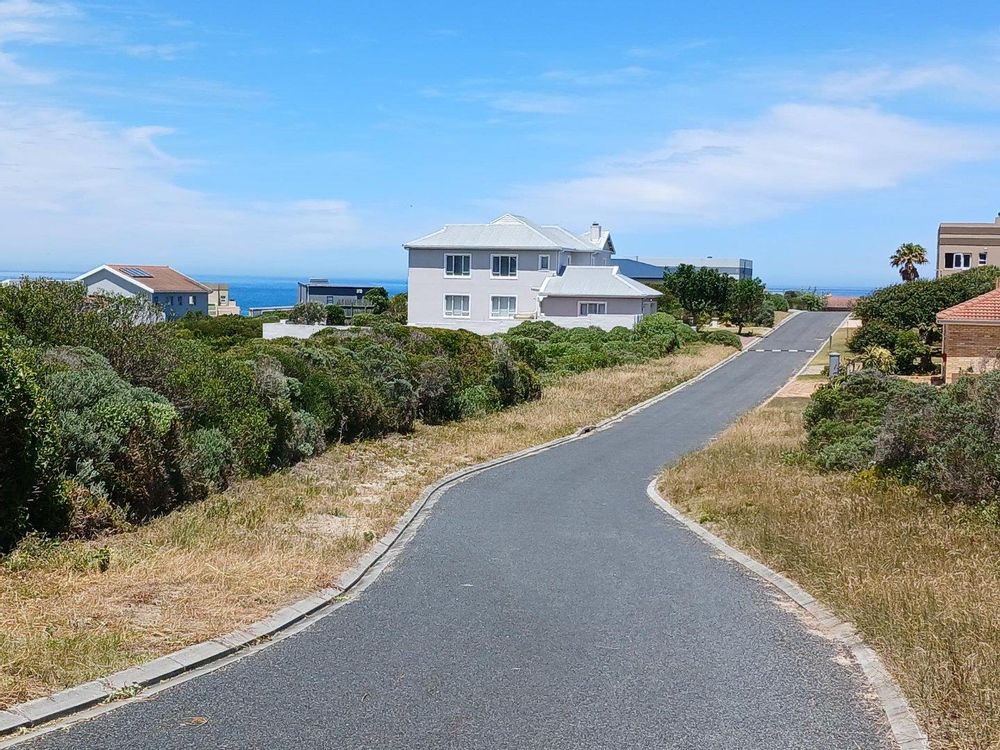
[{"x1": 21, "y1": 311, "x2": 892, "y2": 749}]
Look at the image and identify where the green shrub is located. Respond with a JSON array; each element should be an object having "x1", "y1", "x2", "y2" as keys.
[
  {"x1": 847, "y1": 319, "x2": 901, "y2": 353},
  {"x1": 325, "y1": 304, "x2": 346, "y2": 325},
  {"x1": 699, "y1": 330, "x2": 742, "y2": 348},
  {"x1": 769, "y1": 293, "x2": 789, "y2": 312},
  {"x1": 287, "y1": 301, "x2": 326, "y2": 324},
  {"x1": 854, "y1": 266, "x2": 1000, "y2": 330},
  {"x1": 179, "y1": 428, "x2": 235, "y2": 499},
  {"x1": 752, "y1": 301, "x2": 776, "y2": 327},
  {"x1": 173, "y1": 315, "x2": 262, "y2": 351},
  {"x1": 0, "y1": 336, "x2": 65, "y2": 550}
]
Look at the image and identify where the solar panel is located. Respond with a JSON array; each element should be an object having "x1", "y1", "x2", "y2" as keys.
[{"x1": 122, "y1": 267, "x2": 153, "y2": 278}]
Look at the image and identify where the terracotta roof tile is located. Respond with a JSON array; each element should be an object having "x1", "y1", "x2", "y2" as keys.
[
  {"x1": 937, "y1": 286, "x2": 1000, "y2": 323},
  {"x1": 107, "y1": 265, "x2": 209, "y2": 293}
]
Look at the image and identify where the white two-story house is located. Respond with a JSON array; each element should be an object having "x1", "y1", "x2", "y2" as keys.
[{"x1": 404, "y1": 214, "x2": 658, "y2": 333}]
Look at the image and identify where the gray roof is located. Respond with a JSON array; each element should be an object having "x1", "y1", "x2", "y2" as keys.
[
  {"x1": 404, "y1": 213, "x2": 612, "y2": 253},
  {"x1": 538, "y1": 266, "x2": 661, "y2": 298},
  {"x1": 635, "y1": 256, "x2": 749, "y2": 268}
]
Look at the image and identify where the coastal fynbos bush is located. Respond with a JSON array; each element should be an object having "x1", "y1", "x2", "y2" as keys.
[
  {"x1": 503, "y1": 313, "x2": 697, "y2": 378},
  {"x1": 698, "y1": 330, "x2": 742, "y2": 348},
  {"x1": 0, "y1": 335, "x2": 65, "y2": 551},
  {"x1": 806, "y1": 369, "x2": 1000, "y2": 506}
]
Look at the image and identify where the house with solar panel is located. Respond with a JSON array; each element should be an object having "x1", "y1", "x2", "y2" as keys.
[
  {"x1": 404, "y1": 214, "x2": 660, "y2": 333},
  {"x1": 74, "y1": 264, "x2": 211, "y2": 320}
]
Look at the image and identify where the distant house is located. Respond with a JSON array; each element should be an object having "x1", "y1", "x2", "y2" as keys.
[
  {"x1": 205, "y1": 283, "x2": 240, "y2": 317},
  {"x1": 937, "y1": 215, "x2": 1000, "y2": 277},
  {"x1": 936, "y1": 280, "x2": 1000, "y2": 382},
  {"x1": 823, "y1": 295, "x2": 860, "y2": 312},
  {"x1": 297, "y1": 279, "x2": 378, "y2": 320},
  {"x1": 538, "y1": 266, "x2": 660, "y2": 327},
  {"x1": 74, "y1": 264, "x2": 209, "y2": 320},
  {"x1": 405, "y1": 213, "x2": 631, "y2": 333},
  {"x1": 612, "y1": 256, "x2": 753, "y2": 282}
]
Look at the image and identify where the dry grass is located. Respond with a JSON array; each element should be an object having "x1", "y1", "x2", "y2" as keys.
[
  {"x1": 0, "y1": 344, "x2": 732, "y2": 709},
  {"x1": 658, "y1": 398, "x2": 1000, "y2": 750}
]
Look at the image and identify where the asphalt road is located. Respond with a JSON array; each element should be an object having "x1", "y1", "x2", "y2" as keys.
[{"x1": 22, "y1": 311, "x2": 893, "y2": 750}]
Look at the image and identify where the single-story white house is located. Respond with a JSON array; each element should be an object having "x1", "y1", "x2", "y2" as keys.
[{"x1": 537, "y1": 266, "x2": 660, "y2": 329}]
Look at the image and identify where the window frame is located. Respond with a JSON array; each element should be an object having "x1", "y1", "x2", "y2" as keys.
[
  {"x1": 980, "y1": 251, "x2": 989, "y2": 266},
  {"x1": 579, "y1": 301, "x2": 607, "y2": 316},
  {"x1": 538, "y1": 254, "x2": 551, "y2": 271},
  {"x1": 490, "y1": 295, "x2": 518, "y2": 319},
  {"x1": 443, "y1": 294, "x2": 471, "y2": 318},
  {"x1": 945, "y1": 252, "x2": 972, "y2": 269},
  {"x1": 490, "y1": 253, "x2": 518, "y2": 279},
  {"x1": 444, "y1": 253, "x2": 471, "y2": 278}
]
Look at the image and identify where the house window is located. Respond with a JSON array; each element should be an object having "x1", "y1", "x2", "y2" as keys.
[
  {"x1": 538, "y1": 254, "x2": 551, "y2": 271},
  {"x1": 491, "y1": 254, "x2": 518, "y2": 278},
  {"x1": 490, "y1": 296, "x2": 517, "y2": 319},
  {"x1": 980, "y1": 252, "x2": 989, "y2": 266},
  {"x1": 579, "y1": 302, "x2": 607, "y2": 316},
  {"x1": 444, "y1": 294, "x2": 470, "y2": 318},
  {"x1": 189, "y1": 295, "x2": 195, "y2": 305},
  {"x1": 445, "y1": 254, "x2": 471, "y2": 277},
  {"x1": 153, "y1": 295, "x2": 160, "y2": 304},
  {"x1": 944, "y1": 252, "x2": 972, "y2": 269}
]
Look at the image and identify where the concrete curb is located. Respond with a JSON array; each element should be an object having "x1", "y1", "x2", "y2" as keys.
[
  {"x1": 0, "y1": 313, "x2": 802, "y2": 740},
  {"x1": 645, "y1": 479, "x2": 928, "y2": 750}
]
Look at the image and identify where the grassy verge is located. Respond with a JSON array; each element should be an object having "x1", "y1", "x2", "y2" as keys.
[
  {"x1": 1, "y1": 343, "x2": 732, "y2": 709},
  {"x1": 658, "y1": 397, "x2": 1000, "y2": 750}
]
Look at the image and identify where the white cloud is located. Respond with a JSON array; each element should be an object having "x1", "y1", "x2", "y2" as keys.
[
  {"x1": 817, "y1": 64, "x2": 1000, "y2": 100},
  {"x1": 506, "y1": 104, "x2": 999, "y2": 226},
  {"x1": 0, "y1": 104, "x2": 371, "y2": 270},
  {"x1": 485, "y1": 91, "x2": 580, "y2": 115},
  {"x1": 124, "y1": 42, "x2": 196, "y2": 60},
  {"x1": 541, "y1": 66, "x2": 651, "y2": 86},
  {"x1": 0, "y1": 0, "x2": 77, "y2": 84}
]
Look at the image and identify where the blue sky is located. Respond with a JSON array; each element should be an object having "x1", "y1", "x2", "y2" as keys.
[{"x1": 1, "y1": 0, "x2": 999, "y2": 287}]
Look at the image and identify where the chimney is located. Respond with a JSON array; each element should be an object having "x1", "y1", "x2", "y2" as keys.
[
  {"x1": 590, "y1": 222, "x2": 602, "y2": 241},
  {"x1": 995, "y1": 212, "x2": 1000, "y2": 225}
]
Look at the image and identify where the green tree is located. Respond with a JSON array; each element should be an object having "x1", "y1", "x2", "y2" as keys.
[
  {"x1": 729, "y1": 277, "x2": 767, "y2": 334},
  {"x1": 325, "y1": 304, "x2": 346, "y2": 325},
  {"x1": 385, "y1": 293, "x2": 408, "y2": 323},
  {"x1": 890, "y1": 242, "x2": 928, "y2": 282},
  {"x1": 287, "y1": 301, "x2": 327, "y2": 324},
  {"x1": 663, "y1": 265, "x2": 732, "y2": 329},
  {"x1": 363, "y1": 287, "x2": 390, "y2": 315}
]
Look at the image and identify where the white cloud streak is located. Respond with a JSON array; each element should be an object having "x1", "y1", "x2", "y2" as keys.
[
  {"x1": 0, "y1": 104, "x2": 367, "y2": 269},
  {"x1": 508, "y1": 104, "x2": 999, "y2": 226}
]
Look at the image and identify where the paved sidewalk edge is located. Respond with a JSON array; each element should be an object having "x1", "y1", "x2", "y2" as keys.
[
  {"x1": 0, "y1": 312, "x2": 801, "y2": 740},
  {"x1": 645, "y1": 479, "x2": 928, "y2": 750}
]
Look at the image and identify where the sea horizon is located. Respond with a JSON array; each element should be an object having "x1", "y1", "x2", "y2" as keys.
[{"x1": 1, "y1": 268, "x2": 884, "y2": 315}]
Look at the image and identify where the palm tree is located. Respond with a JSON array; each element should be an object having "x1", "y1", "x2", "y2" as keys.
[{"x1": 890, "y1": 243, "x2": 928, "y2": 282}]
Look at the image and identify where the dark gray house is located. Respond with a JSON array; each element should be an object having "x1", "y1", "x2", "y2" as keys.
[
  {"x1": 297, "y1": 279, "x2": 379, "y2": 320},
  {"x1": 74, "y1": 264, "x2": 210, "y2": 320},
  {"x1": 611, "y1": 256, "x2": 753, "y2": 283}
]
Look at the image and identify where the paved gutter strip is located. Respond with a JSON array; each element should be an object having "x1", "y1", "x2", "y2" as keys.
[
  {"x1": 0, "y1": 311, "x2": 809, "y2": 739},
  {"x1": 645, "y1": 479, "x2": 928, "y2": 750}
]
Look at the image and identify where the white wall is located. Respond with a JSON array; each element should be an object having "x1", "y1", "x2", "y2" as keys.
[
  {"x1": 407, "y1": 248, "x2": 557, "y2": 327},
  {"x1": 263, "y1": 322, "x2": 331, "y2": 339},
  {"x1": 537, "y1": 314, "x2": 644, "y2": 331}
]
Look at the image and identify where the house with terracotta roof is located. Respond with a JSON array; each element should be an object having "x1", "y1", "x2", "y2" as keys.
[
  {"x1": 936, "y1": 279, "x2": 1000, "y2": 382},
  {"x1": 74, "y1": 264, "x2": 210, "y2": 320}
]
